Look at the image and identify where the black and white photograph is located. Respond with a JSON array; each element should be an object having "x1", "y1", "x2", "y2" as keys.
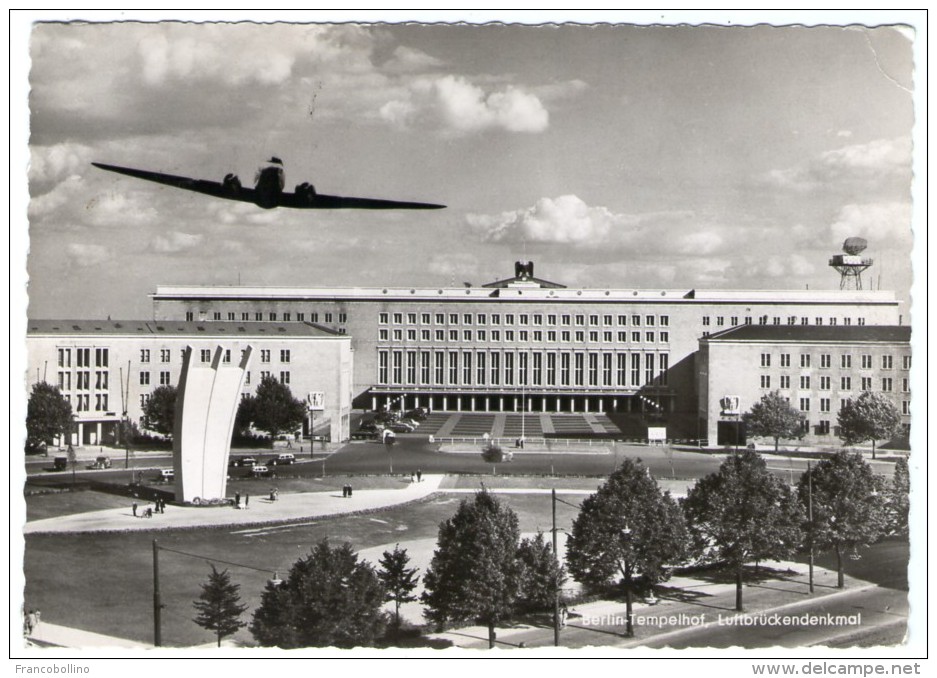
[{"x1": 10, "y1": 10, "x2": 927, "y2": 667}]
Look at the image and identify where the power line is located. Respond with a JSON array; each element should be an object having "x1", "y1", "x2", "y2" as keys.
[{"x1": 156, "y1": 544, "x2": 278, "y2": 575}]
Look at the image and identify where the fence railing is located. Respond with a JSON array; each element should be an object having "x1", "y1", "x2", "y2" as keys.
[{"x1": 432, "y1": 436, "x2": 711, "y2": 448}]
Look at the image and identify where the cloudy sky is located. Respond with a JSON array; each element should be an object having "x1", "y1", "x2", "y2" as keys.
[{"x1": 19, "y1": 16, "x2": 918, "y2": 320}]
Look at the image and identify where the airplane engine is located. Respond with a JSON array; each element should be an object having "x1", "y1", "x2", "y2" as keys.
[
  {"x1": 295, "y1": 182, "x2": 317, "y2": 204},
  {"x1": 223, "y1": 173, "x2": 242, "y2": 194}
]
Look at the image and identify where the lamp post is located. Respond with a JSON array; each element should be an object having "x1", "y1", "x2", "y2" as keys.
[
  {"x1": 807, "y1": 461, "x2": 814, "y2": 593},
  {"x1": 622, "y1": 526, "x2": 634, "y2": 637},
  {"x1": 552, "y1": 488, "x2": 560, "y2": 647}
]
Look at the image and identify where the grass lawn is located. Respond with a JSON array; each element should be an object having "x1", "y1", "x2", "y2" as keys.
[
  {"x1": 25, "y1": 490, "x2": 142, "y2": 522},
  {"x1": 451, "y1": 475, "x2": 606, "y2": 491},
  {"x1": 23, "y1": 489, "x2": 580, "y2": 648}
]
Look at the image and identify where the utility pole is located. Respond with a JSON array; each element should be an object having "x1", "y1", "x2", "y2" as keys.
[
  {"x1": 807, "y1": 461, "x2": 814, "y2": 594},
  {"x1": 153, "y1": 540, "x2": 162, "y2": 647},
  {"x1": 552, "y1": 488, "x2": 560, "y2": 647}
]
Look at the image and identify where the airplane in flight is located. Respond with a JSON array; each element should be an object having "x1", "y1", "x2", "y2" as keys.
[{"x1": 92, "y1": 157, "x2": 446, "y2": 211}]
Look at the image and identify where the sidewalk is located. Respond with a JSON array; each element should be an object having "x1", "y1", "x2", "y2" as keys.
[
  {"x1": 25, "y1": 622, "x2": 149, "y2": 649},
  {"x1": 23, "y1": 474, "x2": 444, "y2": 534}
]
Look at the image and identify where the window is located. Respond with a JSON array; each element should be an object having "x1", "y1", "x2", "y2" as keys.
[
  {"x1": 841, "y1": 355, "x2": 852, "y2": 369},
  {"x1": 773, "y1": 317, "x2": 781, "y2": 325},
  {"x1": 780, "y1": 354, "x2": 791, "y2": 368},
  {"x1": 829, "y1": 317, "x2": 837, "y2": 326},
  {"x1": 589, "y1": 331, "x2": 598, "y2": 342},
  {"x1": 408, "y1": 313, "x2": 418, "y2": 324},
  {"x1": 861, "y1": 377, "x2": 873, "y2": 391},
  {"x1": 546, "y1": 353, "x2": 556, "y2": 386},
  {"x1": 213, "y1": 312, "x2": 222, "y2": 321},
  {"x1": 407, "y1": 352, "x2": 417, "y2": 384},
  {"x1": 393, "y1": 352, "x2": 403, "y2": 384},
  {"x1": 517, "y1": 353, "x2": 526, "y2": 385},
  {"x1": 575, "y1": 315, "x2": 585, "y2": 326},
  {"x1": 800, "y1": 354, "x2": 811, "y2": 368},
  {"x1": 95, "y1": 348, "x2": 109, "y2": 367},
  {"x1": 420, "y1": 352, "x2": 431, "y2": 384},
  {"x1": 504, "y1": 352, "x2": 514, "y2": 385},
  {"x1": 861, "y1": 355, "x2": 872, "y2": 369},
  {"x1": 644, "y1": 353, "x2": 655, "y2": 385},
  {"x1": 505, "y1": 330, "x2": 515, "y2": 342},
  {"x1": 618, "y1": 331, "x2": 627, "y2": 342},
  {"x1": 561, "y1": 353, "x2": 571, "y2": 386},
  {"x1": 761, "y1": 375, "x2": 771, "y2": 388},
  {"x1": 800, "y1": 375, "x2": 811, "y2": 389},
  {"x1": 269, "y1": 312, "x2": 277, "y2": 321},
  {"x1": 799, "y1": 397, "x2": 810, "y2": 412},
  {"x1": 379, "y1": 329, "x2": 389, "y2": 341},
  {"x1": 160, "y1": 349, "x2": 171, "y2": 363},
  {"x1": 761, "y1": 353, "x2": 771, "y2": 368},
  {"x1": 477, "y1": 352, "x2": 486, "y2": 385},
  {"x1": 490, "y1": 352, "x2": 500, "y2": 386},
  {"x1": 296, "y1": 313, "x2": 304, "y2": 322},
  {"x1": 603, "y1": 331, "x2": 612, "y2": 342},
  {"x1": 450, "y1": 352, "x2": 459, "y2": 384},
  {"x1": 618, "y1": 315, "x2": 627, "y2": 326},
  {"x1": 379, "y1": 312, "x2": 389, "y2": 324},
  {"x1": 716, "y1": 317, "x2": 725, "y2": 326},
  {"x1": 254, "y1": 312, "x2": 262, "y2": 321},
  {"x1": 644, "y1": 332, "x2": 654, "y2": 343},
  {"x1": 185, "y1": 311, "x2": 194, "y2": 321},
  {"x1": 58, "y1": 348, "x2": 71, "y2": 368},
  {"x1": 780, "y1": 375, "x2": 790, "y2": 389},
  {"x1": 261, "y1": 349, "x2": 271, "y2": 363},
  {"x1": 506, "y1": 314, "x2": 515, "y2": 325},
  {"x1": 882, "y1": 377, "x2": 893, "y2": 392},
  {"x1": 201, "y1": 349, "x2": 212, "y2": 363},
  {"x1": 462, "y1": 352, "x2": 472, "y2": 384},
  {"x1": 95, "y1": 370, "x2": 108, "y2": 389},
  {"x1": 820, "y1": 375, "x2": 831, "y2": 390},
  {"x1": 902, "y1": 401, "x2": 910, "y2": 416},
  {"x1": 902, "y1": 377, "x2": 909, "y2": 393},
  {"x1": 282, "y1": 312, "x2": 291, "y2": 322},
  {"x1": 465, "y1": 314, "x2": 474, "y2": 325},
  {"x1": 160, "y1": 371, "x2": 171, "y2": 385},
  {"x1": 561, "y1": 314, "x2": 571, "y2": 326},
  {"x1": 603, "y1": 315, "x2": 613, "y2": 326},
  {"x1": 435, "y1": 351, "x2": 445, "y2": 384},
  {"x1": 818, "y1": 420, "x2": 831, "y2": 435},
  {"x1": 882, "y1": 355, "x2": 893, "y2": 370},
  {"x1": 519, "y1": 314, "x2": 529, "y2": 326},
  {"x1": 435, "y1": 313, "x2": 445, "y2": 324},
  {"x1": 260, "y1": 370, "x2": 271, "y2": 381},
  {"x1": 902, "y1": 355, "x2": 912, "y2": 370},
  {"x1": 617, "y1": 354, "x2": 627, "y2": 386},
  {"x1": 787, "y1": 316, "x2": 796, "y2": 325},
  {"x1": 223, "y1": 349, "x2": 231, "y2": 363},
  {"x1": 140, "y1": 371, "x2": 150, "y2": 386},
  {"x1": 421, "y1": 329, "x2": 431, "y2": 341},
  {"x1": 576, "y1": 331, "x2": 585, "y2": 343},
  {"x1": 394, "y1": 313, "x2": 404, "y2": 324},
  {"x1": 548, "y1": 314, "x2": 557, "y2": 326},
  {"x1": 407, "y1": 329, "x2": 416, "y2": 341},
  {"x1": 477, "y1": 313, "x2": 487, "y2": 325},
  {"x1": 533, "y1": 331, "x2": 542, "y2": 342},
  {"x1": 280, "y1": 349, "x2": 291, "y2": 363},
  {"x1": 139, "y1": 394, "x2": 149, "y2": 408},
  {"x1": 661, "y1": 331, "x2": 669, "y2": 343},
  {"x1": 449, "y1": 330, "x2": 458, "y2": 342},
  {"x1": 422, "y1": 313, "x2": 431, "y2": 324},
  {"x1": 587, "y1": 353, "x2": 598, "y2": 386},
  {"x1": 434, "y1": 330, "x2": 444, "y2": 341},
  {"x1": 324, "y1": 312, "x2": 333, "y2": 323},
  {"x1": 492, "y1": 330, "x2": 501, "y2": 342},
  {"x1": 820, "y1": 354, "x2": 831, "y2": 369},
  {"x1": 841, "y1": 376, "x2": 852, "y2": 390},
  {"x1": 815, "y1": 317, "x2": 823, "y2": 325},
  {"x1": 632, "y1": 315, "x2": 641, "y2": 326},
  {"x1": 140, "y1": 349, "x2": 150, "y2": 363},
  {"x1": 631, "y1": 331, "x2": 640, "y2": 343},
  {"x1": 660, "y1": 316, "x2": 669, "y2": 327},
  {"x1": 820, "y1": 398, "x2": 831, "y2": 413},
  {"x1": 631, "y1": 354, "x2": 640, "y2": 386},
  {"x1": 574, "y1": 353, "x2": 584, "y2": 386},
  {"x1": 491, "y1": 314, "x2": 501, "y2": 325},
  {"x1": 702, "y1": 317, "x2": 710, "y2": 326},
  {"x1": 310, "y1": 312, "x2": 319, "y2": 322},
  {"x1": 561, "y1": 330, "x2": 570, "y2": 342},
  {"x1": 280, "y1": 371, "x2": 290, "y2": 385}
]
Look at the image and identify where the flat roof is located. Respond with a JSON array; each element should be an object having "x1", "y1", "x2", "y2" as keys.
[
  {"x1": 27, "y1": 319, "x2": 344, "y2": 338},
  {"x1": 704, "y1": 325, "x2": 911, "y2": 343},
  {"x1": 151, "y1": 284, "x2": 898, "y2": 305}
]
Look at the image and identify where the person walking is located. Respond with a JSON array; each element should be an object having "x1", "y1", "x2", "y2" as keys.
[
  {"x1": 417, "y1": 469, "x2": 422, "y2": 482},
  {"x1": 235, "y1": 492, "x2": 241, "y2": 509},
  {"x1": 244, "y1": 494, "x2": 250, "y2": 509},
  {"x1": 132, "y1": 502, "x2": 138, "y2": 517}
]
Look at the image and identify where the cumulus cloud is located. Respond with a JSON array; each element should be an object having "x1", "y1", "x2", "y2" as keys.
[
  {"x1": 151, "y1": 231, "x2": 205, "y2": 254},
  {"x1": 468, "y1": 195, "x2": 629, "y2": 244},
  {"x1": 764, "y1": 137, "x2": 911, "y2": 192},
  {"x1": 66, "y1": 243, "x2": 110, "y2": 267},
  {"x1": 380, "y1": 75, "x2": 549, "y2": 134},
  {"x1": 29, "y1": 143, "x2": 93, "y2": 188},
  {"x1": 829, "y1": 201, "x2": 913, "y2": 247},
  {"x1": 428, "y1": 252, "x2": 481, "y2": 279},
  {"x1": 382, "y1": 45, "x2": 445, "y2": 73}
]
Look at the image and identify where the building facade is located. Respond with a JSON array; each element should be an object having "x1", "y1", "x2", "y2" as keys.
[
  {"x1": 698, "y1": 325, "x2": 912, "y2": 446},
  {"x1": 150, "y1": 262, "x2": 902, "y2": 438},
  {"x1": 26, "y1": 320, "x2": 353, "y2": 446}
]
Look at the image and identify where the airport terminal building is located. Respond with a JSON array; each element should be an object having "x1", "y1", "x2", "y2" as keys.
[
  {"x1": 150, "y1": 262, "x2": 904, "y2": 439},
  {"x1": 26, "y1": 319, "x2": 353, "y2": 446}
]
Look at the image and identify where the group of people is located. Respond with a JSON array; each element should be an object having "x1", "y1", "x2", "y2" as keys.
[
  {"x1": 410, "y1": 469, "x2": 423, "y2": 483},
  {"x1": 342, "y1": 484, "x2": 354, "y2": 497},
  {"x1": 132, "y1": 497, "x2": 166, "y2": 518},
  {"x1": 233, "y1": 492, "x2": 250, "y2": 509},
  {"x1": 269, "y1": 487, "x2": 279, "y2": 502}
]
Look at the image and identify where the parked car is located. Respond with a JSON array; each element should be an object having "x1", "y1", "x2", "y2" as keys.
[
  {"x1": 230, "y1": 456, "x2": 257, "y2": 467},
  {"x1": 53, "y1": 456, "x2": 68, "y2": 471},
  {"x1": 251, "y1": 464, "x2": 270, "y2": 477},
  {"x1": 357, "y1": 420, "x2": 381, "y2": 433},
  {"x1": 87, "y1": 455, "x2": 112, "y2": 470},
  {"x1": 390, "y1": 422, "x2": 416, "y2": 433},
  {"x1": 405, "y1": 408, "x2": 428, "y2": 422},
  {"x1": 157, "y1": 469, "x2": 175, "y2": 481},
  {"x1": 268, "y1": 453, "x2": 295, "y2": 465}
]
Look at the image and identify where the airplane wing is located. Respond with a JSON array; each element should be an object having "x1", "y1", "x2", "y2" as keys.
[
  {"x1": 92, "y1": 162, "x2": 257, "y2": 204},
  {"x1": 279, "y1": 191, "x2": 446, "y2": 210}
]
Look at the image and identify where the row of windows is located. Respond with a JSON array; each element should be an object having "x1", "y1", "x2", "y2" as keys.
[
  {"x1": 57, "y1": 348, "x2": 109, "y2": 368},
  {"x1": 760, "y1": 353, "x2": 910, "y2": 370},
  {"x1": 759, "y1": 375, "x2": 908, "y2": 393},
  {"x1": 755, "y1": 396, "x2": 910, "y2": 419},
  {"x1": 379, "y1": 311, "x2": 670, "y2": 328},
  {"x1": 65, "y1": 393, "x2": 108, "y2": 412},
  {"x1": 57, "y1": 370, "x2": 110, "y2": 391},
  {"x1": 379, "y1": 328, "x2": 670, "y2": 345},
  {"x1": 377, "y1": 350, "x2": 669, "y2": 389},
  {"x1": 704, "y1": 316, "x2": 867, "y2": 327},
  {"x1": 186, "y1": 311, "x2": 347, "y2": 324}
]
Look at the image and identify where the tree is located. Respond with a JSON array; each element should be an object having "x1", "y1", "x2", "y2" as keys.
[
  {"x1": 682, "y1": 449, "x2": 804, "y2": 611},
  {"x1": 143, "y1": 385, "x2": 177, "y2": 437},
  {"x1": 743, "y1": 390, "x2": 804, "y2": 453},
  {"x1": 422, "y1": 491, "x2": 522, "y2": 648},
  {"x1": 26, "y1": 382, "x2": 73, "y2": 449},
  {"x1": 250, "y1": 539, "x2": 386, "y2": 648},
  {"x1": 239, "y1": 375, "x2": 306, "y2": 439},
  {"x1": 481, "y1": 441, "x2": 512, "y2": 474},
  {"x1": 797, "y1": 451, "x2": 887, "y2": 588},
  {"x1": 192, "y1": 564, "x2": 248, "y2": 647},
  {"x1": 886, "y1": 456, "x2": 910, "y2": 537},
  {"x1": 377, "y1": 544, "x2": 420, "y2": 635},
  {"x1": 837, "y1": 391, "x2": 902, "y2": 460},
  {"x1": 516, "y1": 531, "x2": 566, "y2": 614},
  {"x1": 566, "y1": 459, "x2": 687, "y2": 635}
]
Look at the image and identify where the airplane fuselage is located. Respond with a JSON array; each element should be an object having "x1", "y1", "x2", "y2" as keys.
[{"x1": 254, "y1": 164, "x2": 285, "y2": 209}]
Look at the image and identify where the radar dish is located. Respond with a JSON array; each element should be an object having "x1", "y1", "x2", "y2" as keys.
[{"x1": 843, "y1": 237, "x2": 868, "y2": 255}]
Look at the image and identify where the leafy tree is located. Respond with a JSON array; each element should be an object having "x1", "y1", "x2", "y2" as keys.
[
  {"x1": 422, "y1": 491, "x2": 522, "y2": 648},
  {"x1": 143, "y1": 385, "x2": 177, "y2": 437},
  {"x1": 516, "y1": 531, "x2": 566, "y2": 614},
  {"x1": 837, "y1": 391, "x2": 902, "y2": 460},
  {"x1": 192, "y1": 564, "x2": 248, "y2": 647},
  {"x1": 481, "y1": 441, "x2": 512, "y2": 474},
  {"x1": 886, "y1": 456, "x2": 910, "y2": 537},
  {"x1": 797, "y1": 451, "x2": 887, "y2": 588},
  {"x1": 682, "y1": 449, "x2": 804, "y2": 611},
  {"x1": 26, "y1": 382, "x2": 73, "y2": 449},
  {"x1": 743, "y1": 390, "x2": 804, "y2": 453},
  {"x1": 377, "y1": 544, "x2": 420, "y2": 635},
  {"x1": 250, "y1": 539, "x2": 386, "y2": 648},
  {"x1": 239, "y1": 375, "x2": 306, "y2": 439},
  {"x1": 566, "y1": 459, "x2": 687, "y2": 635}
]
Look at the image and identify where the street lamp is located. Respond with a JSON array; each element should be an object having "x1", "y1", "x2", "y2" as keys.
[{"x1": 621, "y1": 525, "x2": 634, "y2": 637}]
